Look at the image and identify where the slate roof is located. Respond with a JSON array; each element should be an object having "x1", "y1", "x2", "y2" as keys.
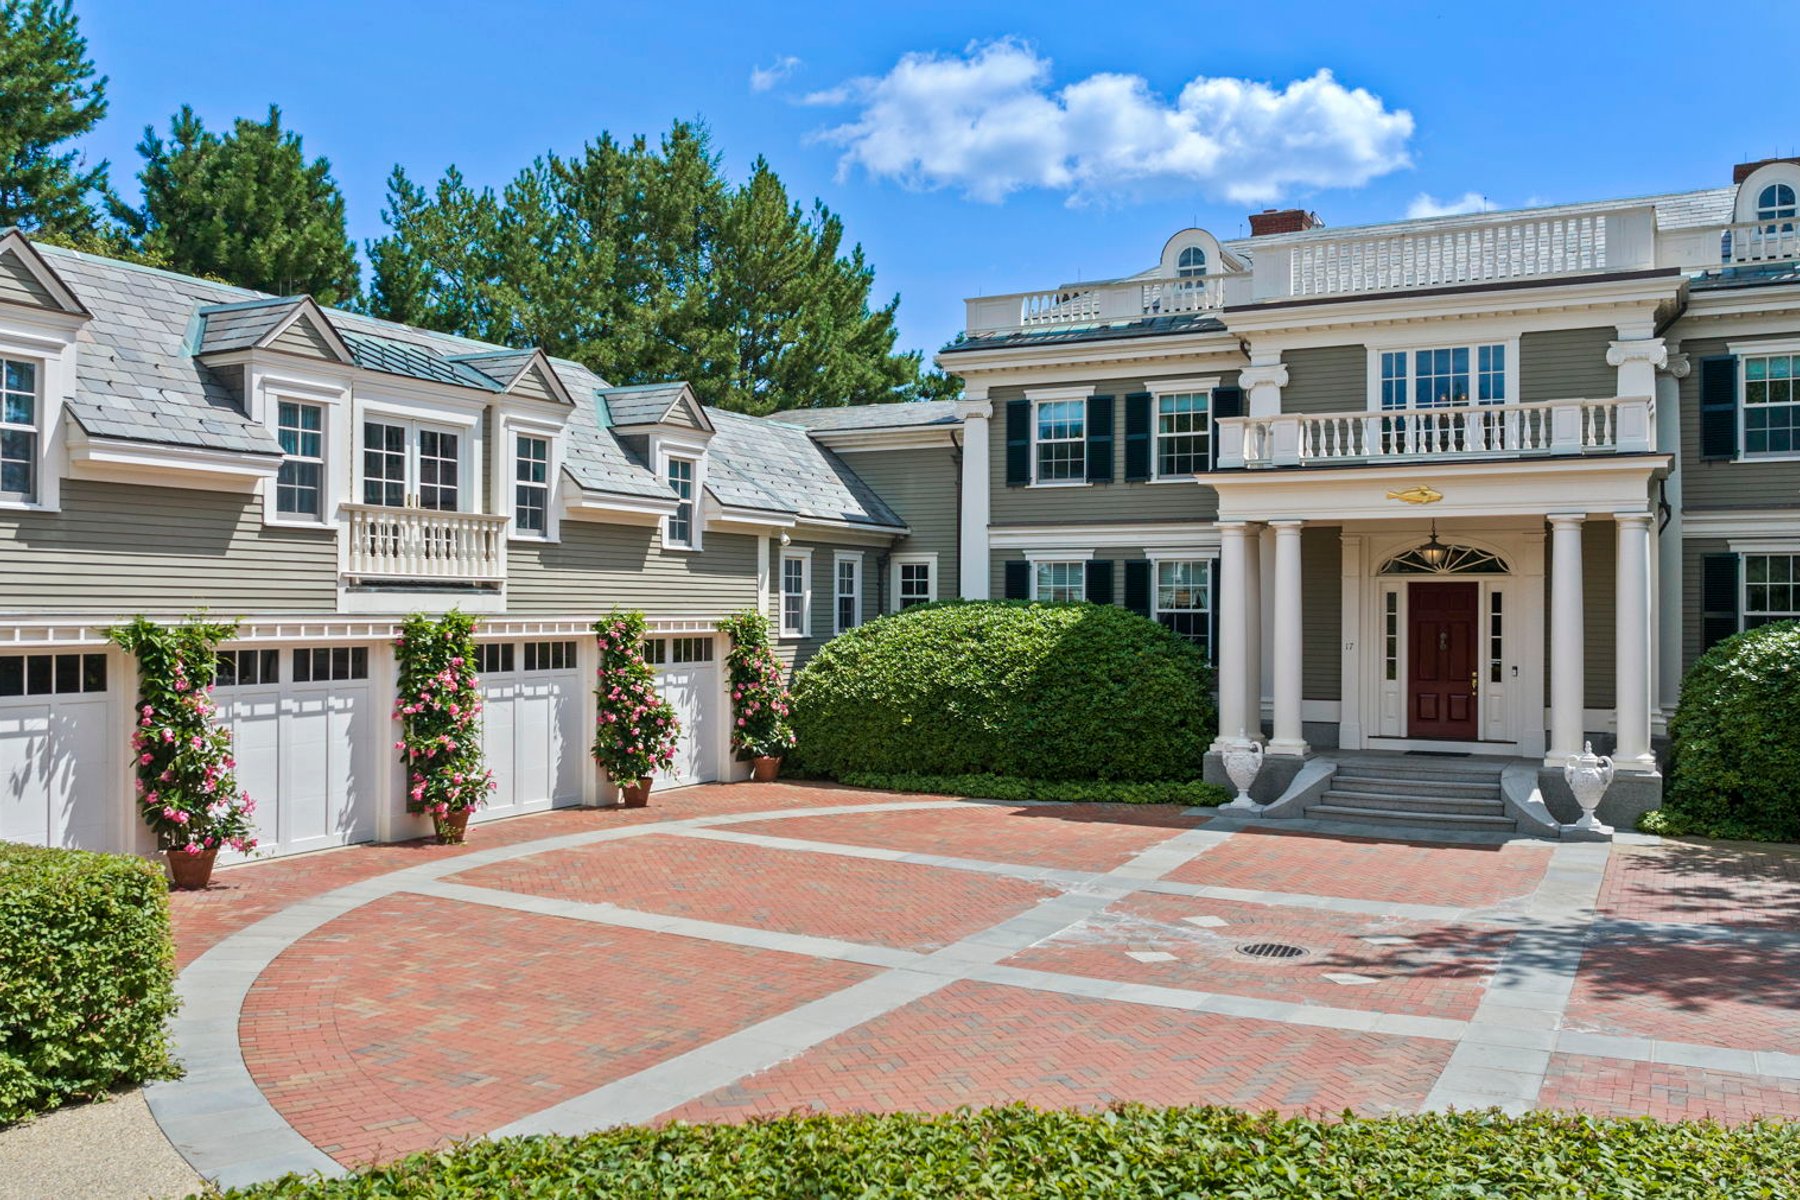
[
  {"x1": 775, "y1": 400, "x2": 962, "y2": 431},
  {"x1": 447, "y1": 349, "x2": 540, "y2": 391},
  {"x1": 598, "y1": 382, "x2": 694, "y2": 426},
  {"x1": 704, "y1": 407, "x2": 905, "y2": 529},
  {"x1": 193, "y1": 297, "x2": 306, "y2": 355}
]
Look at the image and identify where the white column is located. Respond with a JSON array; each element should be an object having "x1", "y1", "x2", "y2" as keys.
[
  {"x1": 956, "y1": 397, "x2": 992, "y2": 599},
  {"x1": 1240, "y1": 357, "x2": 1289, "y2": 418},
  {"x1": 1269, "y1": 520, "x2": 1308, "y2": 757},
  {"x1": 1547, "y1": 514, "x2": 1586, "y2": 765},
  {"x1": 1615, "y1": 512, "x2": 1658, "y2": 773},
  {"x1": 1607, "y1": 332, "x2": 1667, "y2": 401},
  {"x1": 1213, "y1": 522, "x2": 1250, "y2": 749},
  {"x1": 1656, "y1": 356, "x2": 1688, "y2": 717},
  {"x1": 1242, "y1": 524, "x2": 1263, "y2": 739}
]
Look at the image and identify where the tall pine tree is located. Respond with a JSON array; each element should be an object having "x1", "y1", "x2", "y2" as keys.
[
  {"x1": 0, "y1": 0, "x2": 112, "y2": 236},
  {"x1": 368, "y1": 121, "x2": 956, "y2": 412},
  {"x1": 124, "y1": 105, "x2": 359, "y2": 303}
]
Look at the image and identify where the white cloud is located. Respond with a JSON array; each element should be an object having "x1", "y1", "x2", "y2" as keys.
[
  {"x1": 750, "y1": 55, "x2": 802, "y2": 93},
  {"x1": 1406, "y1": 191, "x2": 1490, "y2": 219},
  {"x1": 808, "y1": 39, "x2": 1414, "y2": 206}
]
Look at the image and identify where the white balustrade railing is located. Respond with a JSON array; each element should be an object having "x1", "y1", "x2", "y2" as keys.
[
  {"x1": 1719, "y1": 220, "x2": 1800, "y2": 266},
  {"x1": 963, "y1": 273, "x2": 1231, "y2": 336},
  {"x1": 1216, "y1": 397, "x2": 1655, "y2": 469},
  {"x1": 341, "y1": 504, "x2": 508, "y2": 583}
]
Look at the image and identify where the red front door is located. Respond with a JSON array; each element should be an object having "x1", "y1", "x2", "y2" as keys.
[{"x1": 1408, "y1": 581, "x2": 1479, "y2": 740}]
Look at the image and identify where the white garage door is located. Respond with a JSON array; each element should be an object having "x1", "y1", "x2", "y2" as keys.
[
  {"x1": 0, "y1": 650, "x2": 118, "y2": 851},
  {"x1": 219, "y1": 646, "x2": 377, "y2": 859},
  {"x1": 647, "y1": 635, "x2": 719, "y2": 788},
  {"x1": 478, "y1": 639, "x2": 585, "y2": 822}
]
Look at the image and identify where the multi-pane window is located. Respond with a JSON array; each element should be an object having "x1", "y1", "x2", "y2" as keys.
[
  {"x1": 292, "y1": 646, "x2": 369, "y2": 682},
  {"x1": 515, "y1": 435, "x2": 549, "y2": 534},
  {"x1": 215, "y1": 649, "x2": 279, "y2": 689},
  {"x1": 1034, "y1": 400, "x2": 1085, "y2": 482},
  {"x1": 417, "y1": 429, "x2": 459, "y2": 510},
  {"x1": 1745, "y1": 554, "x2": 1800, "y2": 628},
  {"x1": 363, "y1": 421, "x2": 406, "y2": 506},
  {"x1": 641, "y1": 638, "x2": 666, "y2": 666},
  {"x1": 1, "y1": 357, "x2": 38, "y2": 502},
  {"x1": 476, "y1": 643, "x2": 515, "y2": 674},
  {"x1": 1744, "y1": 355, "x2": 1800, "y2": 456},
  {"x1": 834, "y1": 556, "x2": 861, "y2": 634},
  {"x1": 1176, "y1": 246, "x2": 1207, "y2": 277},
  {"x1": 898, "y1": 559, "x2": 932, "y2": 609},
  {"x1": 1488, "y1": 592, "x2": 1504, "y2": 683},
  {"x1": 0, "y1": 652, "x2": 106, "y2": 697},
  {"x1": 781, "y1": 553, "x2": 809, "y2": 636},
  {"x1": 1154, "y1": 559, "x2": 1210, "y2": 652},
  {"x1": 1383, "y1": 591, "x2": 1400, "y2": 681},
  {"x1": 523, "y1": 640, "x2": 576, "y2": 671},
  {"x1": 1758, "y1": 183, "x2": 1797, "y2": 228},
  {"x1": 666, "y1": 456, "x2": 695, "y2": 547},
  {"x1": 1034, "y1": 561, "x2": 1085, "y2": 603},
  {"x1": 1378, "y1": 344, "x2": 1506, "y2": 410},
  {"x1": 276, "y1": 401, "x2": 323, "y2": 518},
  {"x1": 1155, "y1": 393, "x2": 1208, "y2": 478},
  {"x1": 671, "y1": 636, "x2": 713, "y2": 663}
]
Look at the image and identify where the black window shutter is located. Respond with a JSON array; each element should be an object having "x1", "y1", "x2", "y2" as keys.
[
  {"x1": 1701, "y1": 553, "x2": 1741, "y2": 651},
  {"x1": 1003, "y1": 559, "x2": 1030, "y2": 600},
  {"x1": 1085, "y1": 395, "x2": 1115, "y2": 483},
  {"x1": 1123, "y1": 560, "x2": 1151, "y2": 616},
  {"x1": 1123, "y1": 392, "x2": 1153, "y2": 481},
  {"x1": 1699, "y1": 357, "x2": 1738, "y2": 460},
  {"x1": 1210, "y1": 385, "x2": 1245, "y2": 471},
  {"x1": 1085, "y1": 559, "x2": 1114, "y2": 604},
  {"x1": 1005, "y1": 399, "x2": 1032, "y2": 485},
  {"x1": 1209, "y1": 558, "x2": 1223, "y2": 664}
]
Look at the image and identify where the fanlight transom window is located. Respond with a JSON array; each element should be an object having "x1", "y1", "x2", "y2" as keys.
[
  {"x1": 1758, "y1": 183, "x2": 1797, "y2": 224},
  {"x1": 1176, "y1": 246, "x2": 1208, "y2": 277},
  {"x1": 1381, "y1": 543, "x2": 1509, "y2": 575}
]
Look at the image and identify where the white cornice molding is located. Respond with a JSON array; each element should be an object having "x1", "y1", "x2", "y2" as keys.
[
  {"x1": 991, "y1": 522, "x2": 1223, "y2": 551},
  {"x1": 1607, "y1": 338, "x2": 1669, "y2": 369},
  {"x1": 1024, "y1": 383, "x2": 1097, "y2": 401},
  {"x1": 809, "y1": 426, "x2": 959, "y2": 451},
  {"x1": 1143, "y1": 374, "x2": 1224, "y2": 394},
  {"x1": 563, "y1": 487, "x2": 678, "y2": 526},
  {"x1": 65, "y1": 434, "x2": 278, "y2": 492},
  {"x1": 1682, "y1": 509, "x2": 1800, "y2": 537}
]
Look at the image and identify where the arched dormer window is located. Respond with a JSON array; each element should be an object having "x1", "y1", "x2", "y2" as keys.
[
  {"x1": 1758, "y1": 183, "x2": 1797, "y2": 228},
  {"x1": 1176, "y1": 246, "x2": 1208, "y2": 278}
]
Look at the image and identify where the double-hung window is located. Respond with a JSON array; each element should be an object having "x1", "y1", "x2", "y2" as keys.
[
  {"x1": 275, "y1": 401, "x2": 323, "y2": 519},
  {"x1": 1744, "y1": 553, "x2": 1800, "y2": 628},
  {"x1": 1154, "y1": 559, "x2": 1211, "y2": 652},
  {"x1": 666, "y1": 455, "x2": 695, "y2": 547},
  {"x1": 834, "y1": 554, "x2": 861, "y2": 634},
  {"x1": 894, "y1": 555, "x2": 934, "y2": 610},
  {"x1": 780, "y1": 551, "x2": 811, "y2": 637},
  {"x1": 1034, "y1": 399, "x2": 1085, "y2": 482},
  {"x1": 1034, "y1": 560, "x2": 1085, "y2": 603},
  {"x1": 1155, "y1": 392, "x2": 1208, "y2": 478},
  {"x1": 1743, "y1": 354, "x2": 1800, "y2": 457},
  {"x1": 1, "y1": 357, "x2": 39, "y2": 503},
  {"x1": 515, "y1": 435, "x2": 550, "y2": 534},
  {"x1": 1378, "y1": 344, "x2": 1507, "y2": 411}
]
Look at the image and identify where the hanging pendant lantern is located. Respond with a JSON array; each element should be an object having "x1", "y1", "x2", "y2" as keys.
[{"x1": 1418, "y1": 520, "x2": 1450, "y2": 569}]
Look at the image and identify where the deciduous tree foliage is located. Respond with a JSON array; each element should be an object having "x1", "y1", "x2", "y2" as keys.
[
  {"x1": 120, "y1": 105, "x2": 359, "y2": 304},
  {"x1": 368, "y1": 121, "x2": 957, "y2": 413},
  {"x1": 0, "y1": 0, "x2": 112, "y2": 237}
]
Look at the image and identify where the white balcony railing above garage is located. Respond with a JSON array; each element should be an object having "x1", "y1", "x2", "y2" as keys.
[
  {"x1": 963, "y1": 274, "x2": 1234, "y2": 337},
  {"x1": 341, "y1": 503, "x2": 508, "y2": 584},
  {"x1": 1215, "y1": 396, "x2": 1657, "y2": 469},
  {"x1": 1257, "y1": 205, "x2": 1659, "y2": 301}
]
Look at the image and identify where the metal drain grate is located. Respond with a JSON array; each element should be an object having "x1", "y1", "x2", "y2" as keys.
[{"x1": 1236, "y1": 941, "x2": 1308, "y2": 960}]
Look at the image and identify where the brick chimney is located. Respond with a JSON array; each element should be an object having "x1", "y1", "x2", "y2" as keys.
[
  {"x1": 1247, "y1": 208, "x2": 1321, "y2": 236},
  {"x1": 1734, "y1": 157, "x2": 1800, "y2": 183}
]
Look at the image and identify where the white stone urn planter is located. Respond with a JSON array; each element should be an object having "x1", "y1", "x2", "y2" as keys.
[
  {"x1": 1564, "y1": 740, "x2": 1616, "y2": 837},
  {"x1": 1222, "y1": 732, "x2": 1264, "y2": 810}
]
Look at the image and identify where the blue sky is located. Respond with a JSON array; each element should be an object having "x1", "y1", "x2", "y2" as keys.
[{"x1": 70, "y1": 0, "x2": 1800, "y2": 361}]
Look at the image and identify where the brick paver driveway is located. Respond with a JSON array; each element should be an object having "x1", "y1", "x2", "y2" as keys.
[{"x1": 150, "y1": 783, "x2": 1800, "y2": 1188}]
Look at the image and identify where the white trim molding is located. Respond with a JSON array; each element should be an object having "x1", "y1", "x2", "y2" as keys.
[
  {"x1": 778, "y1": 547, "x2": 812, "y2": 639},
  {"x1": 890, "y1": 551, "x2": 939, "y2": 611},
  {"x1": 990, "y1": 523, "x2": 1222, "y2": 552}
]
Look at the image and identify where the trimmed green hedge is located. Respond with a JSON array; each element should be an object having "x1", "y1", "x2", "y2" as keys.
[
  {"x1": 0, "y1": 843, "x2": 178, "y2": 1125},
  {"x1": 223, "y1": 1105, "x2": 1799, "y2": 1198},
  {"x1": 792, "y1": 602, "x2": 1215, "y2": 782},
  {"x1": 1655, "y1": 620, "x2": 1800, "y2": 842},
  {"x1": 841, "y1": 771, "x2": 1231, "y2": 807}
]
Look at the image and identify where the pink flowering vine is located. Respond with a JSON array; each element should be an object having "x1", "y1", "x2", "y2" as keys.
[
  {"x1": 719, "y1": 608, "x2": 796, "y2": 760},
  {"x1": 394, "y1": 610, "x2": 494, "y2": 826},
  {"x1": 108, "y1": 615, "x2": 258, "y2": 857},
  {"x1": 590, "y1": 609, "x2": 679, "y2": 785}
]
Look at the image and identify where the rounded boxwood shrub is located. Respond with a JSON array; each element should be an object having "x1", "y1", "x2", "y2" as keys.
[
  {"x1": 0, "y1": 843, "x2": 178, "y2": 1124},
  {"x1": 791, "y1": 601, "x2": 1215, "y2": 782},
  {"x1": 1660, "y1": 620, "x2": 1800, "y2": 841}
]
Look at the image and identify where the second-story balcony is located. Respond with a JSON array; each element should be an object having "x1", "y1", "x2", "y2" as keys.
[
  {"x1": 341, "y1": 503, "x2": 509, "y2": 586},
  {"x1": 963, "y1": 273, "x2": 1234, "y2": 337},
  {"x1": 1216, "y1": 396, "x2": 1656, "y2": 470}
]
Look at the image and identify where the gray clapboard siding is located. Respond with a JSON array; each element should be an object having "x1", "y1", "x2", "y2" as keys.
[
  {"x1": 772, "y1": 540, "x2": 886, "y2": 672},
  {"x1": 1678, "y1": 334, "x2": 1800, "y2": 510},
  {"x1": 1682, "y1": 536, "x2": 1730, "y2": 673},
  {"x1": 271, "y1": 315, "x2": 338, "y2": 360},
  {"x1": 988, "y1": 538, "x2": 1216, "y2": 604},
  {"x1": 1, "y1": 478, "x2": 337, "y2": 611},
  {"x1": 1538, "y1": 519, "x2": 1616, "y2": 708},
  {"x1": 1519, "y1": 327, "x2": 1616, "y2": 402},
  {"x1": 512, "y1": 364, "x2": 559, "y2": 404},
  {"x1": 987, "y1": 376, "x2": 1231, "y2": 525},
  {"x1": 1301, "y1": 525, "x2": 1341, "y2": 701},
  {"x1": 0, "y1": 249, "x2": 55, "y2": 309},
  {"x1": 834, "y1": 447, "x2": 960, "y2": 602},
  {"x1": 507, "y1": 522, "x2": 759, "y2": 618},
  {"x1": 1281, "y1": 346, "x2": 1365, "y2": 415}
]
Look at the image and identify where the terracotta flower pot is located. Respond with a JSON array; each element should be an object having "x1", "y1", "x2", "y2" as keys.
[
  {"x1": 433, "y1": 811, "x2": 471, "y2": 845},
  {"x1": 621, "y1": 778, "x2": 653, "y2": 807},
  {"x1": 751, "y1": 755, "x2": 782, "y2": 782},
  {"x1": 166, "y1": 847, "x2": 219, "y2": 891}
]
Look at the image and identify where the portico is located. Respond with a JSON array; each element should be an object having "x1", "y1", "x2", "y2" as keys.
[{"x1": 1208, "y1": 455, "x2": 1670, "y2": 781}]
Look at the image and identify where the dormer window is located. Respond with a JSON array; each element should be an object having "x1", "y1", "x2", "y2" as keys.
[
  {"x1": 514, "y1": 434, "x2": 549, "y2": 535},
  {"x1": 1758, "y1": 183, "x2": 1797, "y2": 228},
  {"x1": 1176, "y1": 246, "x2": 1208, "y2": 278},
  {"x1": 275, "y1": 401, "x2": 324, "y2": 518},
  {"x1": 666, "y1": 455, "x2": 695, "y2": 547},
  {"x1": 1, "y1": 358, "x2": 39, "y2": 503}
]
